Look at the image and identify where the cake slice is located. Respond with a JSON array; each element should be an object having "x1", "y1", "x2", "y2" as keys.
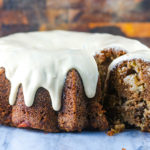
[{"x1": 105, "y1": 51, "x2": 150, "y2": 132}]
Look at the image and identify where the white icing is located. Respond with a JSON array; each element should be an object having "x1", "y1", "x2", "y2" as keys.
[
  {"x1": 83, "y1": 33, "x2": 149, "y2": 55},
  {"x1": 108, "y1": 50, "x2": 150, "y2": 72},
  {"x1": 0, "y1": 30, "x2": 149, "y2": 111},
  {"x1": 4, "y1": 30, "x2": 148, "y2": 55},
  {"x1": 0, "y1": 47, "x2": 98, "y2": 111}
]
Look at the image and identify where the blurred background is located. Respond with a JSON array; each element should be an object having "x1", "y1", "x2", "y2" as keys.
[{"x1": 0, "y1": 0, "x2": 150, "y2": 47}]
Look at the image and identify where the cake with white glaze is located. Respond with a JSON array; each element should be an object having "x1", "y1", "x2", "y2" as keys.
[
  {"x1": 105, "y1": 50, "x2": 150, "y2": 133},
  {"x1": 0, "y1": 30, "x2": 149, "y2": 132}
]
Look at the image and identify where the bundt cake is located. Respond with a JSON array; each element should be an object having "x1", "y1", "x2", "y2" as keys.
[{"x1": 0, "y1": 30, "x2": 149, "y2": 132}]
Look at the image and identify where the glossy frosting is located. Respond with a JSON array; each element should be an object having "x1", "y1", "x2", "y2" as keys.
[
  {"x1": 0, "y1": 30, "x2": 149, "y2": 111},
  {"x1": 0, "y1": 47, "x2": 98, "y2": 111}
]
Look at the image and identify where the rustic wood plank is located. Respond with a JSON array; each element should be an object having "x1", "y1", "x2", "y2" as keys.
[
  {"x1": 0, "y1": 10, "x2": 28, "y2": 25},
  {"x1": 88, "y1": 22, "x2": 150, "y2": 38}
]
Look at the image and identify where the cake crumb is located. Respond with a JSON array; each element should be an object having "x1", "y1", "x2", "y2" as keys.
[
  {"x1": 107, "y1": 124, "x2": 125, "y2": 136},
  {"x1": 107, "y1": 128, "x2": 116, "y2": 136}
]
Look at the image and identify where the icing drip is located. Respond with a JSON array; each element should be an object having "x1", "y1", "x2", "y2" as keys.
[
  {"x1": 0, "y1": 30, "x2": 149, "y2": 111},
  {"x1": 0, "y1": 48, "x2": 98, "y2": 111}
]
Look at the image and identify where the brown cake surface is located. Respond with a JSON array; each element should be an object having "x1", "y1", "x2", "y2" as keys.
[
  {"x1": 0, "y1": 68, "x2": 12, "y2": 126},
  {"x1": 94, "y1": 48, "x2": 126, "y2": 92},
  {"x1": 58, "y1": 69, "x2": 88, "y2": 132}
]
